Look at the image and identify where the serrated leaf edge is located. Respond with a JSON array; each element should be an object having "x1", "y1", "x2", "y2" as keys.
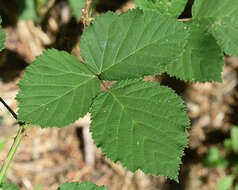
[{"x1": 90, "y1": 79, "x2": 190, "y2": 181}]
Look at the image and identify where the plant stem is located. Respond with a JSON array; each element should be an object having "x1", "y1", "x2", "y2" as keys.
[
  {"x1": 0, "y1": 97, "x2": 17, "y2": 120},
  {"x1": 0, "y1": 96, "x2": 29, "y2": 184},
  {"x1": 85, "y1": 0, "x2": 92, "y2": 25},
  {"x1": 0, "y1": 124, "x2": 29, "y2": 184},
  {"x1": 178, "y1": 18, "x2": 192, "y2": 22},
  {"x1": 0, "y1": 97, "x2": 25, "y2": 126},
  {"x1": 82, "y1": 0, "x2": 93, "y2": 27},
  {"x1": 100, "y1": 80, "x2": 110, "y2": 91}
]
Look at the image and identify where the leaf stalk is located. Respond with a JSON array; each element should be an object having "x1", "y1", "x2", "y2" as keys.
[
  {"x1": 0, "y1": 124, "x2": 29, "y2": 184},
  {"x1": 0, "y1": 97, "x2": 29, "y2": 184}
]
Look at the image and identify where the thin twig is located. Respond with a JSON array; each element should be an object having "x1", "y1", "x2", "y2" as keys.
[
  {"x1": 0, "y1": 97, "x2": 17, "y2": 120},
  {"x1": 82, "y1": 0, "x2": 93, "y2": 27},
  {"x1": 0, "y1": 97, "x2": 25, "y2": 126},
  {"x1": 83, "y1": 125, "x2": 95, "y2": 168}
]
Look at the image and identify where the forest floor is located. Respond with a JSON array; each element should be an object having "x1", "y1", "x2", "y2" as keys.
[{"x1": 0, "y1": 0, "x2": 238, "y2": 190}]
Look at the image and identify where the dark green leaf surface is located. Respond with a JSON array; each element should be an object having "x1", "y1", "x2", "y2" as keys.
[
  {"x1": 192, "y1": 0, "x2": 238, "y2": 56},
  {"x1": 80, "y1": 9, "x2": 189, "y2": 80},
  {"x1": 0, "y1": 17, "x2": 6, "y2": 52},
  {"x1": 68, "y1": 0, "x2": 86, "y2": 21},
  {"x1": 134, "y1": 0, "x2": 187, "y2": 18},
  {"x1": 17, "y1": 49, "x2": 100, "y2": 128},
  {"x1": 166, "y1": 22, "x2": 224, "y2": 82},
  {"x1": 91, "y1": 79, "x2": 189, "y2": 181},
  {"x1": 58, "y1": 182, "x2": 107, "y2": 190},
  {"x1": 0, "y1": 183, "x2": 20, "y2": 190}
]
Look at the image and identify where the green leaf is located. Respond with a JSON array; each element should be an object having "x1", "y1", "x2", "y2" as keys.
[
  {"x1": 231, "y1": 127, "x2": 238, "y2": 152},
  {"x1": 166, "y1": 22, "x2": 224, "y2": 82},
  {"x1": 192, "y1": 0, "x2": 238, "y2": 56},
  {"x1": 0, "y1": 183, "x2": 20, "y2": 190},
  {"x1": 18, "y1": 0, "x2": 38, "y2": 20},
  {"x1": 235, "y1": 184, "x2": 238, "y2": 190},
  {"x1": 0, "y1": 17, "x2": 6, "y2": 52},
  {"x1": 204, "y1": 147, "x2": 221, "y2": 166},
  {"x1": 224, "y1": 139, "x2": 233, "y2": 151},
  {"x1": 68, "y1": 0, "x2": 86, "y2": 21},
  {"x1": 80, "y1": 9, "x2": 189, "y2": 81},
  {"x1": 90, "y1": 79, "x2": 189, "y2": 181},
  {"x1": 217, "y1": 175, "x2": 234, "y2": 190},
  {"x1": 58, "y1": 182, "x2": 107, "y2": 190},
  {"x1": 16, "y1": 49, "x2": 100, "y2": 128},
  {"x1": 134, "y1": 0, "x2": 187, "y2": 18}
]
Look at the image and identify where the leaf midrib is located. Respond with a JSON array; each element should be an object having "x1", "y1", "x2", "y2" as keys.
[
  {"x1": 101, "y1": 36, "x2": 176, "y2": 76},
  {"x1": 100, "y1": 14, "x2": 179, "y2": 75},
  {"x1": 108, "y1": 91, "x2": 137, "y2": 125}
]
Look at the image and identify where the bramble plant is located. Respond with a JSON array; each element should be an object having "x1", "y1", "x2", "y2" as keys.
[
  {"x1": 17, "y1": 0, "x2": 99, "y2": 23},
  {"x1": 204, "y1": 126, "x2": 238, "y2": 190},
  {"x1": 1, "y1": 0, "x2": 238, "y2": 189},
  {"x1": 17, "y1": 0, "x2": 90, "y2": 22}
]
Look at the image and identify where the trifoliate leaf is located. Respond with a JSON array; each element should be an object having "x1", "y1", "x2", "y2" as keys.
[
  {"x1": 192, "y1": 0, "x2": 238, "y2": 56},
  {"x1": 134, "y1": 0, "x2": 187, "y2": 18},
  {"x1": 166, "y1": 22, "x2": 224, "y2": 82},
  {"x1": 0, "y1": 183, "x2": 20, "y2": 190},
  {"x1": 58, "y1": 182, "x2": 107, "y2": 190},
  {"x1": 68, "y1": 0, "x2": 86, "y2": 21},
  {"x1": 16, "y1": 49, "x2": 100, "y2": 128},
  {"x1": 0, "y1": 17, "x2": 6, "y2": 52},
  {"x1": 80, "y1": 9, "x2": 189, "y2": 80},
  {"x1": 90, "y1": 79, "x2": 189, "y2": 181}
]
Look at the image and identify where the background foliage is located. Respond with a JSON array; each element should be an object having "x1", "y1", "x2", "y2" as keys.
[{"x1": 0, "y1": 0, "x2": 238, "y2": 189}]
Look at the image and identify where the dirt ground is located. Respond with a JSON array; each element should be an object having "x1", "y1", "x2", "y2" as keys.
[{"x1": 0, "y1": 0, "x2": 238, "y2": 190}]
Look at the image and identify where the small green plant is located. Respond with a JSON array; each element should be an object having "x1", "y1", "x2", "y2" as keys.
[
  {"x1": 204, "y1": 127, "x2": 238, "y2": 190},
  {"x1": 17, "y1": 0, "x2": 98, "y2": 22},
  {"x1": 0, "y1": 17, "x2": 5, "y2": 52},
  {"x1": 1, "y1": 0, "x2": 238, "y2": 189}
]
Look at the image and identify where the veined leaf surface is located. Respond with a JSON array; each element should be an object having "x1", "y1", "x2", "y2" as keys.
[
  {"x1": 80, "y1": 9, "x2": 189, "y2": 80},
  {"x1": 134, "y1": 0, "x2": 187, "y2": 18},
  {"x1": 166, "y1": 22, "x2": 224, "y2": 82},
  {"x1": 192, "y1": 0, "x2": 238, "y2": 56},
  {"x1": 17, "y1": 49, "x2": 100, "y2": 128},
  {"x1": 58, "y1": 182, "x2": 107, "y2": 190},
  {"x1": 90, "y1": 79, "x2": 189, "y2": 181},
  {"x1": 0, "y1": 17, "x2": 6, "y2": 52}
]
